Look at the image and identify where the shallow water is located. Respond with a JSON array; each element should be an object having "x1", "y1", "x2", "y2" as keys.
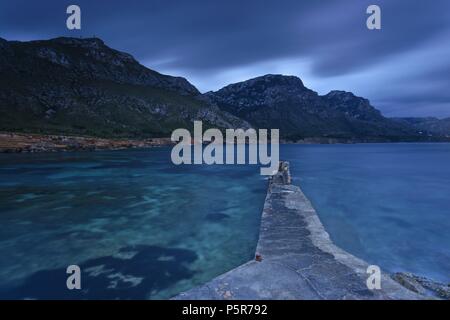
[
  {"x1": 283, "y1": 143, "x2": 450, "y2": 283},
  {"x1": 0, "y1": 148, "x2": 266, "y2": 299},
  {"x1": 1, "y1": 143, "x2": 449, "y2": 299}
]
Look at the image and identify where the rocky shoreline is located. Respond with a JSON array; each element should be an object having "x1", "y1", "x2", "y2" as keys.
[{"x1": 0, "y1": 132, "x2": 173, "y2": 153}]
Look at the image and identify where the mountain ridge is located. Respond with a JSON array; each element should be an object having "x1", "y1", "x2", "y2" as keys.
[
  {"x1": 392, "y1": 117, "x2": 450, "y2": 138},
  {"x1": 0, "y1": 36, "x2": 249, "y2": 138},
  {"x1": 0, "y1": 37, "x2": 448, "y2": 142},
  {"x1": 205, "y1": 74, "x2": 429, "y2": 142}
]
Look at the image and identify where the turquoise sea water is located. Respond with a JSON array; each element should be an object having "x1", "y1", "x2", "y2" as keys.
[
  {"x1": 0, "y1": 144, "x2": 449, "y2": 299},
  {"x1": 282, "y1": 143, "x2": 450, "y2": 283},
  {"x1": 0, "y1": 148, "x2": 266, "y2": 299}
]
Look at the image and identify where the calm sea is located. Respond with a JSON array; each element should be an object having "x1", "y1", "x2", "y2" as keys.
[
  {"x1": 0, "y1": 147, "x2": 266, "y2": 299},
  {"x1": 0, "y1": 143, "x2": 448, "y2": 299},
  {"x1": 283, "y1": 143, "x2": 450, "y2": 283}
]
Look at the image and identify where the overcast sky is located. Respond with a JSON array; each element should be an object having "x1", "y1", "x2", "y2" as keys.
[{"x1": 1, "y1": 0, "x2": 449, "y2": 117}]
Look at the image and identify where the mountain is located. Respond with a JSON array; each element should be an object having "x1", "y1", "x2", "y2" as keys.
[
  {"x1": 204, "y1": 74, "x2": 428, "y2": 142},
  {"x1": 0, "y1": 37, "x2": 446, "y2": 143},
  {"x1": 0, "y1": 37, "x2": 248, "y2": 138},
  {"x1": 392, "y1": 117, "x2": 450, "y2": 138}
]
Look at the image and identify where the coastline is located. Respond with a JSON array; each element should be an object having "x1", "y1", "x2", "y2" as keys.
[
  {"x1": 0, "y1": 132, "x2": 173, "y2": 153},
  {"x1": 2, "y1": 131, "x2": 449, "y2": 154},
  {"x1": 1, "y1": 136, "x2": 448, "y2": 299},
  {"x1": 174, "y1": 162, "x2": 447, "y2": 300}
]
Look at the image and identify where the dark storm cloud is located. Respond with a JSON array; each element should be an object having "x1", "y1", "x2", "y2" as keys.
[{"x1": 0, "y1": 0, "x2": 449, "y2": 117}]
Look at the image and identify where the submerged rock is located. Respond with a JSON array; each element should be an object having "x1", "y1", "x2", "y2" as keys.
[
  {"x1": 391, "y1": 272, "x2": 450, "y2": 300},
  {"x1": 205, "y1": 213, "x2": 230, "y2": 222}
]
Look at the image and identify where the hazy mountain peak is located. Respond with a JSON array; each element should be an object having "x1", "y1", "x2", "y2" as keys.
[
  {"x1": 219, "y1": 74, "x2": 307, "y2": 92},
  {"x1": 324, "y1": 90, "x2": 382, "y2": 120},
  {"x1": 325, "y1": 90, "x2": 357, "y2": 99},
  {"x1": 50, "y1": 37, "x2": 105, "y2": 46},
  {"x1": 205, "y1": 74, "x2": 427, "y2": 141},
  {"x1": 246, "y1": 74, "x2": 306, "y2": 86},
  {"x1": 205, "y1": 74, "x2": 316, "y2": 112}
]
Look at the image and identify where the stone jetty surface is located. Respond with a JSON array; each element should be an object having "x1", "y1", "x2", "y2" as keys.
[{"x1": 174, "y1": 162, "x2": 426, "y2": 300}]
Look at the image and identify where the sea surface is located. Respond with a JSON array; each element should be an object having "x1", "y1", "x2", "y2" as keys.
[
  {"x1": 283, "y1": 143, "x2": 450, "y2": 283},
  {"x1": 0, "y1": 143, "x2": 449, "y2": 299},
  {"x1": 0, "y1": 148, "x2": 266, "y2": 299}
]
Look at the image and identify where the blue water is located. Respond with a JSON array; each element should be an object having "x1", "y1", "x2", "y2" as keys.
[
  {"x1": 0, "y1": 144, "x2": 449, "y2": 299},
  {"x1": 282, "y1": 143, "x2": 450, "y2": 283},
  {"x1": 0, "y1": 148, "x2": 266, "y2": 299}
]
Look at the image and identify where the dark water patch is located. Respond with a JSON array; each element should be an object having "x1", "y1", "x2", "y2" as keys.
[
  {"x1": 379, "y1": 215, "x2": 413, "y2": 229},
  {"x1": 205, "y1": 213, "x2": 230, "y2": 222},
  {"x1": 0, "y1": 148, "x2": 266, "y2": 298},
  {"x1": 91, "y1": 160, "x2": 149, "y2": 170},
  {"x1": 0, "y1": 245, "x2": 197, "y2": 300},
  {"x1": 0, "y1": 167, "x2": 66, "y2": 175}
]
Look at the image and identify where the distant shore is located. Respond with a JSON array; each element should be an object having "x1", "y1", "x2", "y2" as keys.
[
  {"x1": 1, "y1": 131, "x2": 449, "y2": 154},
  {"x1": 0, "y1": 132, "x2": 173, "y2": 153}
]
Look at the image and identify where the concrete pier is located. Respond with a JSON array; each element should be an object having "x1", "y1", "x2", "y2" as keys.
[{"x1": 173, "y1": 162, "x2": 422, "y2": 300}]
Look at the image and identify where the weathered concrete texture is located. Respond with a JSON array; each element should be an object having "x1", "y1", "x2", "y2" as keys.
[{"x1": 174, "y1": 162, "x2": 424, "y2": 300}]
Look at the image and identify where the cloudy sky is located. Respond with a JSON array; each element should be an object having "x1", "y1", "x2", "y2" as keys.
[{"x1": 1, "y1": 0, "x2": 449, "y2": 117}]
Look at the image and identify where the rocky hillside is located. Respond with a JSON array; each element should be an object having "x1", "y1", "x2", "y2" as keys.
[
  {"x1": 205, "y1": 74, "x2": 429, "y2": 142},
  {"x1": 392, "y1": 117, "x2": 450, "y2": 138},
  {"x1": 0, "y1": 37, "x2": 248, "y2": 138},
  {"x1": 1, "y1": 37, "x2": 447, "y2": 143}
]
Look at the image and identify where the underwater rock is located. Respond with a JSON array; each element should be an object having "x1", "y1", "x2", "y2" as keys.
[
  {"x1": 205, "y1": 213, "x2": 230, "y2": 222},
  {"x1": 391, "y1": 272, "x2": 450, "y2": 300}
]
